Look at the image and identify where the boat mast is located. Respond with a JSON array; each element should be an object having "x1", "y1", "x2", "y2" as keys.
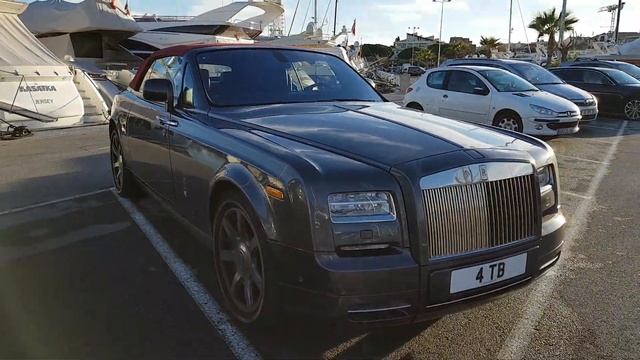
[
  {"x1": 314, "y1": 0, "x2": 318, "y2": 30},
  {"x1": 333, "y1": 0, "x2": 338, "y2": 37},
  {"x1": 507, "y1": 0, "x2": 513, "y2": 52}
]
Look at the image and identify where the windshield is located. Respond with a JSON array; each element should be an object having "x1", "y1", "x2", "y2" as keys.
[
  {"x1": 512, "y1": 62, "x2": 563, "y2": 85},
  {"x1": 603, "y1": 68, "x2": 640, "y2": 85},
  {"x1": 196, "y1": 49, "x2": 382, "y2": 107},
  {"x1": 615, "y1": 62, "x2": 640, "y2": 80},
  {"x1": 478, "y1": 69, "x2": 539, "y2": 92}
]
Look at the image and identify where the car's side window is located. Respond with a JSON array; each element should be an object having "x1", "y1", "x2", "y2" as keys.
[
  {"x1": 426, "y1": 71, "x2": 447, "y2": 89},
  {"x1": 583, "y1": 70, "x2": 611, "y2": 85},
  {"x1": 446, "y1": 70, "x2": 487, "y2": 94},
  {"x1": 557, "y1": 69, "x2": 583, "y2": 82},
  {"x1": 141, "y1": 56, "x2": 184, "y2": 105},
  {"x1": 180, "y1": 63, "x2": 196, "y2": 109}
]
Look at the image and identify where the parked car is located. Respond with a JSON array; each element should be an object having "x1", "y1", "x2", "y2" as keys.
[
  {"x1": 443, "y1": 58, "x2": 599, "y2": 122},
  {"x1": 550, "y1": 66, "x2": 640, "y2": 120},
  {"x1": 110, "y1": 44, "x2": 565, "y2": 325},
  {"x1": 404, "y1": 66, "x2": 582, "y2": 135},
  {"x1": 562, "y1": 58, "x2": 640, "y2": 80},
  {"x1": 403, "y1": 65, "x2": 426, "y2": 76}
]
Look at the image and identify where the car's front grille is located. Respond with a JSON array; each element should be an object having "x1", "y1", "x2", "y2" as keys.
[
  {"x1": 548, "y1": 121, "x2": 578, "y2": 130},
  {"x1": 573, "y1": 99, "x2": 595, "y2": 107},
  {"x1": 423, "y1": 174, "x2": 538, "y2": 259}
]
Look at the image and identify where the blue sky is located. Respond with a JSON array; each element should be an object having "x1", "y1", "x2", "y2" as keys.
[{"x1": 29, "y1": 0, "x2": 640, "y2": 45}]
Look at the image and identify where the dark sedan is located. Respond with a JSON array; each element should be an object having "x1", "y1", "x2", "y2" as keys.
[
  {"x1": 550, "y1": 66, "x2": 640, "y2": 120},
  {"x1": 562, "y1": 59, "x2": 640, "y2": 80},
  {"x1": 110, "y1": 44, "x2": 565, "y2": 325}
]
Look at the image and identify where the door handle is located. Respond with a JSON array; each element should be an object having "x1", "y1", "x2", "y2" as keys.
[
  {"x1": 443, "y1": 94, "x2": 448, "y2": 99},
  {"x1": 156, "y1": 115, "x2": 179, "y2": 127}
]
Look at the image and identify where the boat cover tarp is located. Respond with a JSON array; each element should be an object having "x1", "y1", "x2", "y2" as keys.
[
  {"x1": 20, "y1": 0, "x2": 142, "y2": 35},
  {"x1": 620, "y1": 38, "x2": 640, "y2": 56},
  {"x1": 0, "y1": 0, "x2": 69, "y2": 76}
]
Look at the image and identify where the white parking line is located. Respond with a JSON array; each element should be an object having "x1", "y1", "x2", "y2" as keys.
[
  {"x1": 561, "y1": 190, "x2": 591, "y2": 200},
  {"x1": 557, "y1": 154, "x2": 609, "y2": 165},
  {"x1": 113, "y1": 192, "x2": 261, "y2": 360},
  {"x1": 497, "y1": 120, "x2": 628, "y2": 360},
  {"x1": 0, "y1": 187, "x2": 114, "y2": 217}
]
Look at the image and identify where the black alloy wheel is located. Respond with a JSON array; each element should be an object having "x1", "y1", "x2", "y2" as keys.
[
  {"x1": 214, "y1": 196, "x2": 268, "y2": 323},
  {"x1": 110, "y1": 129, "x2": 138, "y2": 197}
]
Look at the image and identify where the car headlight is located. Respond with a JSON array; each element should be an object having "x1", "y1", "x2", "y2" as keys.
[
  {"x1": 530, "y1": 104, "x2": 559, "y2": 116},
  {"x1": 537, "y1": 166, "x2": 556, "y2": 213},
  {"x1": 328, "y1": 192, "x2": 396, "y2": 223}
]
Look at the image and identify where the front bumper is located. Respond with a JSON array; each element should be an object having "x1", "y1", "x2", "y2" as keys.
[
  {"x1": 578, "y1": 105, "x2": 598, "y2": 122},
  {"x1": 523, "y1": 115, "x2": 581, "y2": 136},
  {"x1": 272, "y1": 213, "x2": 565, "y2": 325}
]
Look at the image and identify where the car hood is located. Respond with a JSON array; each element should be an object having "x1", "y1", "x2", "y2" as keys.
[
  {"x1": 510, "y1": 90, "x2": 579, "y2": 112},
  {"x1": 536, "y1": 83, "x2": 593, "y2": 101},
  {"x1": 213, "y1": 102, "x2": 546, "y2": 168}
]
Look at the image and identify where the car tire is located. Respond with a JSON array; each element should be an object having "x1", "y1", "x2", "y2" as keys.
[
  {"x1": 493, "y1": 111, "x2": 524, "y2": 132},
  {"x1": 212, "y1": 190, "x2": 278, "y2": 325},
  {"x1": 623, "y1": 99, "x2": 640, "y2": 120},
  {"x1": 406, "y1": 102, "x2": 424, "y2": 111},
  {"x1": 110, "y1": 128, "x2": 139, "y2": 198}
]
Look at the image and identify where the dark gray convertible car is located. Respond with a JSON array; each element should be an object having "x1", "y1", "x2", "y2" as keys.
[{"x1": 110, "y1": 44, "x2": 565, "y2": 325}]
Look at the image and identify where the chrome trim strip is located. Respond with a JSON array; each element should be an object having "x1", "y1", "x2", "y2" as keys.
[
  {"x1": 347, "y1": 304, "x2": 412, "y2": 314},
  {"x1": 420, "y1": 162, "x2": 534, "y2": 190},
  {"x1": 539, "y1": 255, "x2": 560, "y2": 271}
]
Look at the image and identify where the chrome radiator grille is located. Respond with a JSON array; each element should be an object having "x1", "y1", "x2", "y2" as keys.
[{"x1": 423, "y1": 174, "x2": 538, "y2": 259}]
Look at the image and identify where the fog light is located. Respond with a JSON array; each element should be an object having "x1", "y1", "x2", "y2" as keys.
[{"x1": 535, "y1": 124, "x2": 544, "y2": 130}]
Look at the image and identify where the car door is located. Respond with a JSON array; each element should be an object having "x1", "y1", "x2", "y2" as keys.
[
  {"x1": 439, "y1": 70, "x2": 492, "y2": 123},
  {"x1": 126, "y1": 56, "x2": 183, "y2": 201},
  {"x1": 167, "y1": 61, "x2": 229, "y2": 230},
  {"x1": 580, "y1": 69, "x2": 621, "y2": 113},
  {"x1": 422, "y1": 70, "x2": 449, "y2": 115}
]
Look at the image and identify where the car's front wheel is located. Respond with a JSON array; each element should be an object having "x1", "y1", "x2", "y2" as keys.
[
  {"x1": 110, "y1": 129, "x2": 139, "y2": 197},
  {"x1": 493, "y1": 111, "x2": 524, "y2": 132},
  {"x1": 213, "y1": 190, "x2": 277, "y2": 324},
  {"x1": 624, "y1": 99, "x2": 640, "y2": 120}
]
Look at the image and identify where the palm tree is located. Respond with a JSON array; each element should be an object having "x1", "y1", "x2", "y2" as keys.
[
  {"x1": 480, "y1": 36, "x2": 501, "y2": 57},
  {"x1": 529, "y1": 8, "x2": 579, "y2": 66}
]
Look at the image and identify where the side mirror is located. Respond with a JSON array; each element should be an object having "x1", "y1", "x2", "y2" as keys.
[
  {"x1": 473, "y1": 86, "x2": 489, "y2": 95},
  {"x1": 143, "y1": 78, "x2": 174, "y2": 112}
]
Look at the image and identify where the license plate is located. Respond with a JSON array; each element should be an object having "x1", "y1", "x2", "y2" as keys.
[
  {"x1": 581, "y1": 109, "x2": 596, "y2": 115},
  {"x1": 557, "y1": 126, "x2": 578, "y2": 135},
  {"x1": 450, "y1": 253, "x2": 527, "y2": 294}
]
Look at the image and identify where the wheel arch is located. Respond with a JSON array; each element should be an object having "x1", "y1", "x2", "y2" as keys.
[
  {"x1": 406, "y1": 102, "x2": 424, "y2": 111},
  {"x1": 208, "y1": 163, "x2": 278, "y2": 242},
  {"x1": 492, "y1": 108, "x2": 521, "y2": 123}
]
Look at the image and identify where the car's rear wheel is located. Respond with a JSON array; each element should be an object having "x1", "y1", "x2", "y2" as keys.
[
  {"x1": 213, "y1": 190, "x2": 277, "y2": 324},
  {"x1": 624, "y1": 99, "x2": 640, "y2": 120},
  {"x1": 110, "y1": 129, "x2": 138, "y2": 197},
  {"x1": 406, "y1": 102, "x2": 424, "y2": 111},
  {"x1": 493, "y1": 111, "x2": 524, "y2": 132}
]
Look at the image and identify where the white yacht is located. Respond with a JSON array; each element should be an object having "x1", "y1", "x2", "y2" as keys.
[
  {"x1": 123, "y1": 1, "x2": 285, "y2": 58},
  {"x1": 0, "y1": 0, "x2": 84, "y2": 130},
  {"x1": 20, "y1": 0, "x2": 144, "y2": 117}
]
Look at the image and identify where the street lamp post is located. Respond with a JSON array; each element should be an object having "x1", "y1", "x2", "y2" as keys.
[
  {"x1": 433, "y1": 0, "x2": 451, "y2": 67},
  {"x1": 408, "y1": 26, "x2": 420, "y2": 65}
]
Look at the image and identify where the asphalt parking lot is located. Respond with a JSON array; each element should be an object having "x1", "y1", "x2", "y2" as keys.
[{"x1": 1, "y1": 117, "x2": 638, "y2": 359}]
